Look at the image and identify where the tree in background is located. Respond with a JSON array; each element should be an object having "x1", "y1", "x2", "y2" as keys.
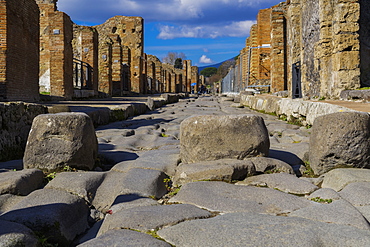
[
  {"x1": 162, "y1": 52, "x2": 186, "y2": 65},
  {"x1": 174, "y1": 58, "x2": 183, "y2": 69},
  {"x1": 200, "y1": 67, "x2": 217, "y2": 77}
]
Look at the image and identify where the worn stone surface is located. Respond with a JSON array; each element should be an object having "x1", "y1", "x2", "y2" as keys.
[
  {"x1": 45, "y1": 171, "x2": 106, "y2": 203},
  {"x1": 173, "y1": 159, "x2": 256, "y2": 186},
  {"x1": 0, "y1": 169, "x2": 43, "y2": 196},
  {"x1": 92, "y1": 169, "x2": 168, "y2": 211},
  {"x1": 238, "y1": 173, "x2": 319, "y2": 195},
  {"x1": 0, "y1": 188, "x2": 90, "y2": 246},
  {"x1": 169, "y1": 181, "x2": 312, "y2": 214},
  {"x1": 98, "y1": 204, "x2": 212, "y2": 236},
  {"x1": 180, "y1": 115, "x2": 270, "y2": 164},
  {"x1": 339, "y1": 182, "x2": 370, "y2": 206},
  {"x1": 23, "y1": 113, "x2": 98, "y2": 171},
  {"x1": 112, "y1": 148, "x2": 180, "y2": 177},
  {"x1": 0, "y1": 219, "x2": 38, "y2": 247},
  {"x1": 289, "y1": 199, "x2": 370, "y2": 230},
  {"x1": 306, "y1": 188, "x2": 342, "y2": 201},
  {"x1": 321, "y1": 168, "x2": 370, "y2": 191},
  {"x1": 158, "y1": 212, "x2": 370, "y2": 247},
  {"x1": 79, "y1": 229, "x2": 171, "y2": 247},
  {"x1": 247, "y1": 157, "x2": 294, "y2": 174},
  {"x1": 309, "y1": 112, "x2": 370, "y2": 175}
]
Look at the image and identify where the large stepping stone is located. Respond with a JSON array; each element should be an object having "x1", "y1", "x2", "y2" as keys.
[
  {"x1": 173, "y1": 159, "x2": 256, "y2": 186},
  {"x1": 169, "y1": 181, "x2": 312, "y2": 214},
  {"x1": 309, "y1": 112, "x2": 370, "y2": 175},
  {"x1": 78, "y1": 229, "x2": 171, "y2": 247},
  {"x1": 238, "y1": 173, "x2": 319, "y2": 195},
  {"x1": 180, "y1": 115, "x2": 270, "y2": 164},
  {"x1": 0, "y1": 219, "x2": 38, "y2": 247},
  {"x1": 0, "y1": 169, "x2": 43, "y2": 196},
  {"x1": 0, "y1": 194, "x2": 23, "y2": 214},
  {"x1": 157, "y1": 212, "x2": 370, "y2": 247},
  {"x1": 23, "y1": 113, "x2": 98, "y2": 171},
  {"x1": 289, "y1": 199, "x2": 370, "y2": 230},
  {"x1": 321, "y1": 168, "x2": 370, "y2": 191},
  {"x1": 0, "y1": 188, "x2": 90, "y2": 246},
  {"x1": 92, "y1": 169, "x2": 168, "y2": 211},
  {"x1": 45, "y1": 171, "x2": 106, "y2": 204},
  {"x1": 98, "y1": 204, "x2": 212, "y2": 236}
]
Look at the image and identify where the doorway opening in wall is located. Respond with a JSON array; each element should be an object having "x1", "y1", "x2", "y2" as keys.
[{"x1": 292, "y1": 61, "x2": 302, "y2": 98}]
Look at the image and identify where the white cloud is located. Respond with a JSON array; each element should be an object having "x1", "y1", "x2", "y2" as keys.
[
  {"x1": 157, "y1": 20, "x2": 256, "y2": 40},
  {"x1": 199, "y1": 55, "x2": 214, "y2": 64},
  {"x1": 58, "y1": 0, "x2": 280, "y2": 24}
]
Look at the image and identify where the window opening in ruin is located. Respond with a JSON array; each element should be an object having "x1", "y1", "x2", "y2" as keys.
[
  {"x1": 73, "y1": 58, "x2": 94, "y2": 90},
  {"x1": 132, "y1": 29, "x2": 135, "y2": 33},
  {"x1": 123, "y1": 29, "x2": 126, "y2": 33},
  {"x1": 112, "y1": 27, "x2": 117, "y2": 33},
  {"x1": 292, "y1": 62, "x2": 302, "y2": 98}
]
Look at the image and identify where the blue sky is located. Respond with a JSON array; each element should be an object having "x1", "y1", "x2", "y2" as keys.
[{"x1": 58, "y1": 0, "x2": 284, "y2": 67}]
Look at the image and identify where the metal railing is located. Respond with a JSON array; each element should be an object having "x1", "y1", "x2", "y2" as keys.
[{"x1": 73, "y1": 58, "x2": 93, "y2": 90}]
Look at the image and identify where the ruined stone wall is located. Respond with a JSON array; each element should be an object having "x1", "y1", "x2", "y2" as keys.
[
  {"x1": 0, "y1": 102, "x2": 47, "y2": 161},
  {"x1": 191, "y1": 66, "x2": 199, "y2": 92},
  {"x1": 301, "y1": 0, "x2": 320, "y2": 98},
  {"x1": 183, "y1": 60, "x2": 192, "y2": 92},
  {"x1": 286, "y1": 0, "x2": 301, "y2": 95},
  {"x1": 360, "y1": 0, "x2": 370, "y2": 87},
  {"x1": 0, "y1": 0, "x2": 40, "y2": 101},
  {"x1": 95, "y1": 16, "x2": 144, "y2": 94},
  {"x1": 147, "y1": 55, "x2": 162, "y2": 92},
  {"x1": 97, "y1": 35, "x2": 113, "y2": 95},
  {"x1": 37, "y1": 0, "x2": 74, "y2": 99},
  {"x1": 270, "y1": 4, "x2": 287, "y2": 93},
  {"x1": 73, "y1": 25, "x2": 99, "y2": 94}
]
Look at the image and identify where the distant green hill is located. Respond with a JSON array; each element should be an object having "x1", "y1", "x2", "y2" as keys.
[{"x1": 198, "y1": 58, "x2": 235, "y2": 73}]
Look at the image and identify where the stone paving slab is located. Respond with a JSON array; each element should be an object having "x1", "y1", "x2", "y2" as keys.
[
  {"x1": 169, "y1": 181, "x2": 312, "y2": 214},
  {"x1": 238, "y1": 173, "x2": 319, "y2": 195},
  {"x1": 78, "y1": 229, "x2": 171, "y2": 247},
  {"x1": 98, "y1": 204, "x2": 212, "y2": 235},
  {"x1": 157, "y1": 212, "x2": 370, "y2": 247},
  {"x1": 289, "y1": 199, "x2": 370, "y2": 230},
  {"x1": 321, "y1": 168, "x2": 370, "y2": 191}
]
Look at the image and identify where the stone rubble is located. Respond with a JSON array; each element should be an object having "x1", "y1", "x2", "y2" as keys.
[{"x1": 0, "y1": 95, "x2": 370, "y2": 246}]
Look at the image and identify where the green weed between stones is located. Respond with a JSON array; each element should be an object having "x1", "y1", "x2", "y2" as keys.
[{"x1": 310, "y1": 197, "x2": 333, "y2": 204}]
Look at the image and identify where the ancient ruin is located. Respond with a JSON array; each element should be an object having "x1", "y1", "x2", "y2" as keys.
[
  {"x1": 229, "y1": 0, "x2": 370, "y2": 99},
  {"x1": 0, "y1": 0, "x2": 40, "y2": 102}
]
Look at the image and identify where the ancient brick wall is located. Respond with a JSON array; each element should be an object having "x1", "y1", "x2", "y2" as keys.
[
  {"x1": 183, "y1": 60, "x2": 192, "y2": 92},
  {"x1": 270, "y1": 4, "x2": 287, "y2": 93},
  {"x1": 73, "y1": 25, "x2": 99, "y2": 94},
  {"x1": 191, "y1": 66, "x2": 199, "y2": 92},
  {"x1": 97, "y1": 35, "x2": 113, "y2": 95},
  {"x1": 0, "y1": 0, "x2": 40, "y2": 102},
  {"x1": 95, "y1": 16, "x2": 144, "y2": 94},
  {"x1": 147, "y1": 55, "x2": 162, "y2": 92},
  {"x1": 37, "y1": 0, "x2": 74, "y2": 100}
]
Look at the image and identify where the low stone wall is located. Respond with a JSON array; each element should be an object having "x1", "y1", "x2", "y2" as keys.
[
  {"x1": 240, "y1": 95, "x2": 357, "y2": 126},
  {"x1": 0, "y1": 94, "x2": 183, "y2": 161},
  {"x1": 0, "y1": 102, "x2": 48, "y2": 161}
]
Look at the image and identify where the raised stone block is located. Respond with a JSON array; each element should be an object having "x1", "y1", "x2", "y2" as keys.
[
  {"x1": 309, "y1": 112, "x2": 370, "y2": 175},
  {"x1": 23, "y1": 113, "x2": 98, "y2": 171},
  {"x1": 180, "y1": 115, "x2": 270, "y2": 164}
]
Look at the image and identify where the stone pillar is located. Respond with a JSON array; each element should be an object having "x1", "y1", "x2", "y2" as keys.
[
  {"x1": 37, "y1": 0, "x2": 73, "y2": 100},
  {"x1": 97, "y1": 35, "x2": 113, "y2": 95},
  {"x1": 0, "y1": 0, "x2": 40, "y2": 101},
  {"x1": 270, "y1": 4, "x2": 287, "y2": 93}
]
